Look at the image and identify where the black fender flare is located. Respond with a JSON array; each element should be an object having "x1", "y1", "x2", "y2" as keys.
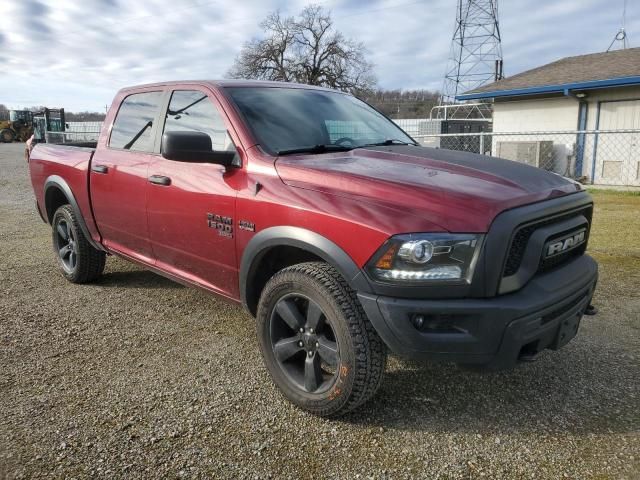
[
  {"x1": 239, "y1": 226, "x2": 372, "y2": 310},
  {"x1": 44, "y1": 175, "x2": 105, "y2": 252}
]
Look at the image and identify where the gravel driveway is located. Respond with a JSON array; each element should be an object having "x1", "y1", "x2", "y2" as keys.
[{"x1": 1, "y1": 142, "x2": 638, "y2": 479}]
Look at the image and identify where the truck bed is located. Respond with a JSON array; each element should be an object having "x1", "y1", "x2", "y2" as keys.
[{"x1": 28, "y1": 143, "x2": 101, "y2": 243}]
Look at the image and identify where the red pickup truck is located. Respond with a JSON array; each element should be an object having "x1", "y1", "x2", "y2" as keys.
[{"x1": 28, "y1": 80, "x2": 598, "y2": 416}]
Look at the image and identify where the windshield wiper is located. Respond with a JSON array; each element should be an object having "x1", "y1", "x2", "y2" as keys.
[
  {"x1": 276, "y1": 144, "x2": 355, "y2": 156},
  {"x1": 123, "y1": 120, "x2": 152, "y2": 150},
  {"x1": 167, "y1": 95, "x2": 207, "y2": 116},
  {"x1": 361, "y1": 139, "x2": 417, "y2": 147}
]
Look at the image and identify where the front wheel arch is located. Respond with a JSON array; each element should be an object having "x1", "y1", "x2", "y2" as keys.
[{"x1": 240, "y1": 227, "x2": 372, "y2": 316}]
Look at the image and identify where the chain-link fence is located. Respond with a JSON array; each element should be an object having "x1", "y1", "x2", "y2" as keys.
[
  {"x1": 411, "y1": 130, "x2": 640, "y2": 187},
  {"x1": 44, "y1": 122, "x2": 102, "y2": 144},
  {"x1": 38, "y1": 121, "x2": 640, "y2": 187},
  {"x1": 392, "y1": 119, "x2": 435, "y2": 137}
]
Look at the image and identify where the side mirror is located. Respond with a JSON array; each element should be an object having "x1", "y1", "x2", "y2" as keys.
[{"x1": 161, "y1": 131, "x2": 236, "y2": 166}]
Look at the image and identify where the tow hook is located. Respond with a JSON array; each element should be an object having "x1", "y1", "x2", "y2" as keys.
[
  {"x1": 584, "y1": 304, "x2": 598, "y2": 316},
  {"x1": 518, "y1": 352, "x2": 540, "y2": 363}
]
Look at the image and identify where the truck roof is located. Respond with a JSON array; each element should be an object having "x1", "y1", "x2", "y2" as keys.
[{"x1": 118, "y1": 79, "x2": 344, "y2": 94}]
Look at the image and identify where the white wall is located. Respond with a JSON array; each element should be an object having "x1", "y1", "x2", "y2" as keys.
[
  {"x1": 491, "y1": 88, "x2": 640, "y2": 182},
  {"x1": 492, "y1": 97, "x2": 580, "y2": 176},
  {"x1": 493, "y1": 97, "x2": 579, "y2": 132}
]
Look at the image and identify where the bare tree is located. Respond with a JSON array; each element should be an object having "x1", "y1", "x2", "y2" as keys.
[
  {"x1": 361, "y1": 89, "x2": 441, "y2": 118},
  {"x1": 228, "y1": 5, "x2": 376, "y2": 93}
]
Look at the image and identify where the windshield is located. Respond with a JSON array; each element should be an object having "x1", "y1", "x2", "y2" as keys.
[{"x1": 225, "y1": 87, "x2": 415, "y2": 155}]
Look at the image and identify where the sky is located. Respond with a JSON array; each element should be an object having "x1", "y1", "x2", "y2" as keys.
[{"x1": 1, "y1": 0, "x2": 638, "y2": 112}]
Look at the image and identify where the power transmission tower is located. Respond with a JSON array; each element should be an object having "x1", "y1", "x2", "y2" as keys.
[{"x1": 440, "y1": 0, "x2": 503, "y2": 105}]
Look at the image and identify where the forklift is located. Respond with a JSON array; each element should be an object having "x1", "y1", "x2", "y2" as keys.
[
  {"x1": 0, "y1": 110, "x2": 34, "y2": 142},
  {"x1": 0, "y1": 108, "x2": 66, "y2": 143}
]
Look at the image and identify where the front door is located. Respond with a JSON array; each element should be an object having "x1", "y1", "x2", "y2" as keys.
[
  {"x1": 146, "y1": 88, "x2": 241, "y2": 299},
  {"x1": 90, "y1": 90, "x2": 164, "y2": 261}
]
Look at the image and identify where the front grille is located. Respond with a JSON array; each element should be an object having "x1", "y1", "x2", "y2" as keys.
[{"x1": 503, "y1": 206, "x2": 592, "y2": 277}]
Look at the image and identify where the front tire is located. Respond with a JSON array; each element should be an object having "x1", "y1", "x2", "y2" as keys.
[
  {"x1": 0, "y1": 129, "x2": 15, "y2": 143},
  {"x1": 52, "y1": 205, "x2": 106, "y2": 283},
  {"x1": 257, "y1": 262, "x2": 386, "y2": 417}
]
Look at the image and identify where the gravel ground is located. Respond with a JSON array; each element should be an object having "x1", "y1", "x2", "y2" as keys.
[{"x1": 1, "y1": 142, "x2": 638, "y2": 479}]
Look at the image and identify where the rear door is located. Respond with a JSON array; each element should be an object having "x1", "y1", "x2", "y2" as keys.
[
  {"x1": 90, "y1": 90, "x2": 164, "y2": 262},
  {"x1": 146, "y1": 88, "x2": 241, "y2": 298}
]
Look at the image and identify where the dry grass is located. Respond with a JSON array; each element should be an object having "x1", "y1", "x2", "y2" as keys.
[
  {"x1": 587, "y1": 191, "x2": 640, "y2": 333},
  {"x1": 588, "y1": 190, "x2": 640, "y2": 270},
  {"x1": 589, "y1": 191, "x2": 640, "y2": 260}
]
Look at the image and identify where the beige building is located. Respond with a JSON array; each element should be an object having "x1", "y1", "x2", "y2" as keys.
[{"x1": 458, "y1": 48, "x2": 640, "y2": 186}]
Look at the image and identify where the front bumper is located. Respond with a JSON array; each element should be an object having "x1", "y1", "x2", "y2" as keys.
[{"x1": 358, "y1": 254, "x2": 598, "y2": 369}]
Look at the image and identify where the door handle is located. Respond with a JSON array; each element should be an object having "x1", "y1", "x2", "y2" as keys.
[
  {"x1": 148, "y1": 175, "x2": 171, "y2": 186},
  {"x1": 91, "y1": 164, "x2": 109, "y2": 174}
]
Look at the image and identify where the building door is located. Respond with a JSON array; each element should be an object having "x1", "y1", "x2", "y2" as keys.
[{"x1": 595, "y1": 100, "x2": 640, "y2": 186}]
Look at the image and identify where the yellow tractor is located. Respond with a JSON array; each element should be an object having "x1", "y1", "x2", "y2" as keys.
[{"x1": 0, "y1": 110, "x2": 34, "y2": 143}]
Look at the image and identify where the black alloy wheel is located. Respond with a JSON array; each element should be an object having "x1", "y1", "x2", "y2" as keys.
[
  {"x1": 50, "y1": 205, "x2": 106, "y2": 283},
  {"x1": 256, "y1": 262, "x2": 387, "y2": 417},
  {"x1": 53, "y1": 217, "x2": 78, "y2": 274},
  {"x1": 269, "y1": 293, "x2": 340, "y2": 393}
]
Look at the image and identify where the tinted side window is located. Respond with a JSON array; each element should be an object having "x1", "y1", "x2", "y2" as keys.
[
  {"x1": 164, "y1": 90, "x2": 237, "y2": 155},
  {"x1": 109, "y1": 91, "x2": 162, "y2": 151}
]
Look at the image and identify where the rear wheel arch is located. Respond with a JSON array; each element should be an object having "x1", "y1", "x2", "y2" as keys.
[
  {"x1": 240, "y1": 227, "x2": 371, "y2": 316},
  {"x1": 43, "y1": 176, "x2": 104, "y2": 252},
  {"x1": 44, "y1": 184, "x2": 69, "y2": 223}
]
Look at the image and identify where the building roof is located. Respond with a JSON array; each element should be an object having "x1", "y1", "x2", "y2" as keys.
[{"x1": 457, "y1": 47, "x2": 640, "y2": 101}]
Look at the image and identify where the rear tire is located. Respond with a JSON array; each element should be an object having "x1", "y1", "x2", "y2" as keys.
[
  {"x1": 51, "y1": 205, "x2": 106, "y2": 283},
  {"x1": 0, "y1": 129, "x2": 14, "y2": 143},
  {"x1": 257, "y1": 262, "x2": 386, "y2": 417}
]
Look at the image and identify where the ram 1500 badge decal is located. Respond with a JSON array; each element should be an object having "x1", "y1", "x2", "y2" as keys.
[{"x1": 207, "y1": 213, "x2": 233, "y2": 238}]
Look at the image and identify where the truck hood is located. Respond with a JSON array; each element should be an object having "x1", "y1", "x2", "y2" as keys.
[{"x1": 274, "y1": 145, "x2": 582, "y2": 232}]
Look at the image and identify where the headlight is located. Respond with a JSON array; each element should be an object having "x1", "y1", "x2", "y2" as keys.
[{"x1": 366, "y1": 233, "x2": 484, "y2": 284}]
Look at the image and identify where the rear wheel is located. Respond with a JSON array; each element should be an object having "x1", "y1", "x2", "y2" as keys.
[
  {"x1": 52, "y1": 205, "x2": 106, "y2": 283},
  {"x1": 257, "y1": 262, "x2": 386, "y2": 417},
  {"x1": 0, "y1": 129, "x2": 14, "y2": 143}
]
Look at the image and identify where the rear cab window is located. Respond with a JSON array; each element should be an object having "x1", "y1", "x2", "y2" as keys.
[{"x1": 109, "y1": 91, "x2": 163, "y2": 152}]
